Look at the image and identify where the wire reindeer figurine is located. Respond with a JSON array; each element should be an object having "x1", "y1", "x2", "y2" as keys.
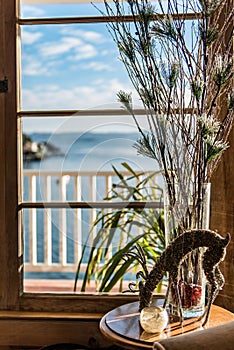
[{"x1": 124, "y1": 229, "x2": 230, "y2": 326}]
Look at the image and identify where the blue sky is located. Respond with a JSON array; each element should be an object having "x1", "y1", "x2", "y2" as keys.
[
  {"x1": 21, "y1": 1, "x2": 197, "y2": 133},
  {"x1": 21, "y1": 3, "x2": 139, "y2": 133}
]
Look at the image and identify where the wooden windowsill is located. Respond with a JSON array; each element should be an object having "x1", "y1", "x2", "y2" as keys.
[
  {"x1": 0, "y1": 310, "x2": 103, "y2": 321},
  {"x1": 0, "y1": 310, "x2": 109, "y2": 348}
]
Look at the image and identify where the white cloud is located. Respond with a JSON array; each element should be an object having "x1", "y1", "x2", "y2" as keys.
[
  {"x1": 69, "y1": 44, "x2": 98, "y2": 61},
  {"x1": 39, "y1": 37, "x2": 82, "y2": 57},
  {"x1": 101, "y1": 47, "x2": 119, "y2": 57},
  {"x1": 60, "y1": 28, "x2": 107, "y2": 44},
  {"x1": 21, "y1": 29, "x2": 43, "y2": 45},
  {"x1": 21, "y1": 5, "x2": 45, "y2": 18},
  {"x1": 23, "y1": 60, "x2": 48, "y2": 76},
  {"x1": 22, "y1": 54, "x2": 54, "y2": 76},
  {"x1": 22, "y1": 79, "x2": 135, "y2": 110},
  {"x1": 39, "y1": 37, "x2": 97, "y2": 61},
  {"x1": 79, "y1": 61, "x2": 113, "y2": 72}
]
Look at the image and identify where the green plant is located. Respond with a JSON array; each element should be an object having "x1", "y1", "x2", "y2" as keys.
[{"x1": 74, "y1": 162, "x2": 165, "y2": 292}]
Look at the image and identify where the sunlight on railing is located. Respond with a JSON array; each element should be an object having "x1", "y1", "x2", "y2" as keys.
[
  {"x1": 22, "y1": 169, "x2": 163, "y2": 294},
  {"x1": 23, "y1": 170, "x2": 156, "y2": 273}
]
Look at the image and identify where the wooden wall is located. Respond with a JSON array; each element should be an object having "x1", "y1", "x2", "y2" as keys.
[
  {"x1": 210, "y1": 0, "x2": 234, "y2": 312},
  {"x1": 211, "y1": 127, "x2": 234, "y2": 312}
]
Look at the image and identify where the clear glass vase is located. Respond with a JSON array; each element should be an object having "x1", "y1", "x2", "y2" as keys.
[{"x1": 164, "y1": 182, "x2": 211, "y2": 319}]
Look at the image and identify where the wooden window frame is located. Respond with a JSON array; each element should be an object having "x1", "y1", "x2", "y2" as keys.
[
  {"x1": 0, "y1": 0, "x2": 233, "y2": 318},
  {"x1": 16, "y1": 2, "x2": 196, "y2": 313},
  {"x1": 0, "y1": 0, "x2": 138, "y2": 315}
]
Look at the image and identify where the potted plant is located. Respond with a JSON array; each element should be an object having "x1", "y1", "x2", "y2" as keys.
[
  {"x1": 100, "y1": 0, "x2": 233, "y2": 319},
  {"x1": 74, "y1": 163, "x2": 165, "y2": 293}
]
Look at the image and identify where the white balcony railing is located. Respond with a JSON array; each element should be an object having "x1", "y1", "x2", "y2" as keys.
[{"x1": 22, "y1": 170, "x2": 161, "y2": 278}]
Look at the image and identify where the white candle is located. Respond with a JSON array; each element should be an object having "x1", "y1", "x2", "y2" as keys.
[{"x1": 140, "y1": 306, "x2": 169, "y2": 334}]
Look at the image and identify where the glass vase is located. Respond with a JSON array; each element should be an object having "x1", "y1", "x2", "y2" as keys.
[{"x1": 164, "y1": 182, "x2": 211, "y2": 319}]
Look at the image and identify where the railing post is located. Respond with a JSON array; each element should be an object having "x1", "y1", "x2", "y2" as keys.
[
  {"x1": 29, "y1": 174, "x2": 37, "y2": 265},
  {"x1": 89, "y1": 175, "x2": 97, "y2": 246},
  {"x1": 74, "y1": 174, "x2": 82, "y2": 265},
  {"x1": 59, "y1": 175, "x2": 69, "y2": 266},
  {"x1": 44, "y1": 175, "x2": 52, "y2": 266}
]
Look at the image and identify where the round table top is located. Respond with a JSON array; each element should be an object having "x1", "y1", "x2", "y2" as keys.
[{"x1": 100, "y1": 299, "x2": 234, "y2": 350}]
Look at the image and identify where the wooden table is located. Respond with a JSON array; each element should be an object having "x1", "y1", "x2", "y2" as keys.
[{"x1": 100, "y1": 299, "x2": 234, "y2": 350}]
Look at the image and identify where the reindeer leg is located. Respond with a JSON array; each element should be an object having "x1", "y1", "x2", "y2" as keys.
[
  {"x1": 202, "y1": 279, "x2": 224, "y2": 326},
  {"x1": 201, "y1": 283, "x2": 211, "y2": 327},
  {"x1": 197, "y1": 279, "x2": 219, "y2": 325},
  {"x1": 175, "y1": 281, "x2": 184, "y2": 324},
  {"x1": 196, "y1": 283, "x2": 209, "y2": 322},
  {"x1": 197, "y1": 305, "x2": 208, "y2": 322},
  {"x1": 202, "y1": 294, "x2": 212, "y2": 326},
  {"x1": 202, "y1": 282, "x2": 218, "y2": 327},
  {"x1": 163, "y1": 282, "x2": 171, "y2": 309},
  {"x1": 202, "y1": 305, "x2": 211, "y2": 326},
  {"x1": 202, "y1": 244, "x2": 226, "y2": 327}
]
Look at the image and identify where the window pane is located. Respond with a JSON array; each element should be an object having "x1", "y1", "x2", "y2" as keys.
[
  {"x1": 20, "y1": 18, "x2": 198, "y2": 110},
  {"x1": 20, "y1": 1, "x2": 197, "y2": 19},
  {"x1": 21, "y1": 23, "x2": 134, "y2": 110},
  {"x1": 20, "y1": 1, "x2": 111, "y2": 18},
  {"x1": 21, "y1": 114, "x2": 164, "y2": 293},
  {"x1": 23, "y1": 203, "x2": 164, "y2": 293},
  {"x1": 20, "y1": 1, "x2": 198, "y2": 295},
  {"x1": 22, "y1": 115, "x2": 156, "y2": 180}
]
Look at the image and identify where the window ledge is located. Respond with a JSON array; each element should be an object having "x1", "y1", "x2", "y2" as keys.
[
  {"x1": 0, "y1": 310, "x2": 102, "y2": 321},
  {"x1": 0, "y1": 310, "x2": 107, "y2": 347}
]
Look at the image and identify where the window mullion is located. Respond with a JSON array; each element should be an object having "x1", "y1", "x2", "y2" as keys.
[{"x1": 18, "y1": 12, "x2": 200, "y2": 26}]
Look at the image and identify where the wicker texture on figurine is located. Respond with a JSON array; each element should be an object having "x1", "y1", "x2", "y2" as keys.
[{"x1": 126, "y1": 229, "x2": 230, "y2": 326}]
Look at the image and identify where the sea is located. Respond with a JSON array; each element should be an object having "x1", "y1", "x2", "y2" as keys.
[
  {"x1": 24, "y1": 131, "x2": 157, "y2": 172},
  {"x1": 23, "y1": 131, "x2": 158, "y2": 280}
]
